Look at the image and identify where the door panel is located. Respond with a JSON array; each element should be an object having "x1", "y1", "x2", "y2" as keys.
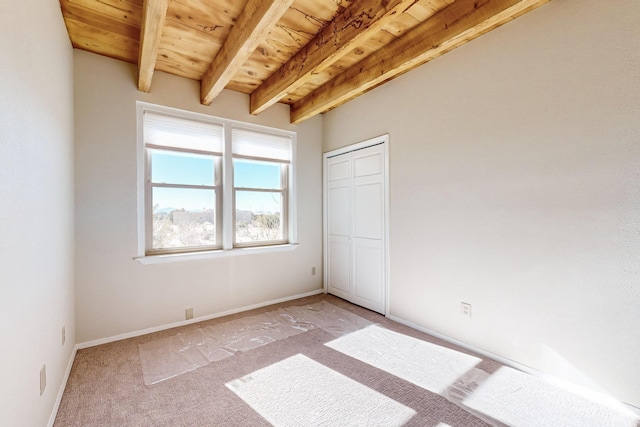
[
  {"x1": 352, "y1": 238, "x2": 384, "y2": 313},
  {"x1": 328, "y1": 157, "x2": 350, "y2": 181},
  {"x1": 353, "y1": 151, "x2": 383, "y2": 177},
  {"x1": 327, "y1": 153, "x2": 352, "y2": 300},
  {"x1": 328, "y1": 184, "x2": 350, "y2": 237},
  {"x1": 353, "y1": 181, "x2": 383, "y2": 240},
  {"x1": 328, "y1": 235, "x2": 351, "y2": 299}
]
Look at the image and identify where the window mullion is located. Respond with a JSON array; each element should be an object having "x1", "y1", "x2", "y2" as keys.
[
  {"x1": 150, "y1": 183, "x2": 216, "y2": 190},
  {"x1": 232, "y1": 187, "x2": 285, "y2": 193},
  {"x1": 222, "y1": 125, "x2": 234, "y2": 250},
  {"x1": 288, "y1": 136, "x2": 297, "y2": 244},
  {"x1": 146, "y1": 144, "x2": 221, "y2": 157},
  {"x1": 215, "y1": 156, "x2": 223, "y2": 247},
  {"x1": 145, "y1": 148, "x2": 153, "y2": 252},
  {"x1": 145, "y1": 150, "x2": 153, "y2": 252},
  {"x1": 281, "y1": 164, "x2": 289, "y2": 242}
]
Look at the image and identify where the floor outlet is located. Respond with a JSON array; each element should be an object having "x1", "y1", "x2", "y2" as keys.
[
  {"x1": 461, "y1": 302, "x2": 472, "y2": 318},
  {"x1": 185, "y1": 308, "x2": 194, "y2": 320}
]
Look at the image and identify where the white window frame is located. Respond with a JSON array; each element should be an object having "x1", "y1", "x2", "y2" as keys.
[
  {"x1": 145, "y1": 148, "x2": 223, "y2": 254},
  {"x1": 232, "y1": 127, "x2": 291, "y2": 248},
  {"x1": 232, "y1": 160, "x2": 289, "y2": 248},
  {"x1": 135, "y1": 102, "x2": 298, "y2": 264}
]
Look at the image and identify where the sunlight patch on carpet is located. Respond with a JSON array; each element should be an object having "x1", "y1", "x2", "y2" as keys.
[
  {"x1": 325, "y1": 325, "x2": 481, "y2": 394},
  {"x1": 448, "y1": 367, "x2": 639, "y2": 427},
  {"x1": 226, "y1": 354, "x2": 416, "y2": 426}
]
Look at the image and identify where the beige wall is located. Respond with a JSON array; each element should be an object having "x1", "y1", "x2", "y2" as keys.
[
  {"x1": 0, "y1": 1, "x2": 76, "y2": 426},
  {"x1": 324, "y1": 0, "x2": 640, "y2": 408},
  {"x1": 73, "y1": 50, "x2": 324, "y2": 343}
]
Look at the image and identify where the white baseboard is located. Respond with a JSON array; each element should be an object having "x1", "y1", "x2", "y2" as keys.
[
  {"x1": 47, "y1": 345, "x2": 78, "y2": 427},
  {"x1": 77, "y1": 288, "x2": 324, "y2": 349},
  {"x1": 388, "y1": 314, "x2": 640, "y2": 417}
]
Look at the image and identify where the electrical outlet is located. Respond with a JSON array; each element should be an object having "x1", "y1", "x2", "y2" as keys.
[
  {"x1": 62, "y1": 326, "x2": 66, "y2": 347},
  {"x1": 311, "y1": 267, "x2": 316, "y2": 276},
  {"x1": 461, "y1": 302, "x2": 472, "y2": 318},
  {"x1": 185, "y1": 308, "x2": 194, "y2": 320},
  {"x1": 40, "y1": 364, "x2": 47, "y2": 396}
]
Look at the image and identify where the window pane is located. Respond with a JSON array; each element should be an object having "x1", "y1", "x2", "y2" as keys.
[
  {"x1": 151, "y1": 149, "x2": 215, "y2": 186},
  {"x1": 234, "y1": 159, "x2": 282, "y2": 189},
  {"x1": 152, "y1": 187, "x2": 216, "y2": 249},
  {"x1": 235, "y1": 191, "x2": 283, "y2": 243}
]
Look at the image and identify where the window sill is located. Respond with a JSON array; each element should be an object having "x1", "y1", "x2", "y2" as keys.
[{"x1": 134, "y1": 243, "x2": 299, "y2": 265}]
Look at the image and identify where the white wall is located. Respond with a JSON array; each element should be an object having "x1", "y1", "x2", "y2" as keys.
[
  {"x1": 0, "y1": 1, "x2": 76, "y2": 426},
  {"x1": 324, "y1": 0, "x2": 640, "y2": 408},
  {"x1": 74, "y1": 50, "x2": 324, "y2": 343}
]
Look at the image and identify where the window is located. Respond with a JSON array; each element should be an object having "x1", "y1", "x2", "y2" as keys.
[
  {"x1": 144, "y1": 112, "x2": 223, "y2": 254},
  {"x1": 138, "y1": 104, "x2": 296, "y2": 258},
  {"x1": 233, "y1": 129, "x2": 290, "y2": 247}
]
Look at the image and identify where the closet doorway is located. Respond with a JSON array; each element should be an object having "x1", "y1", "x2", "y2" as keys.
[{"x1": 323, "y1": 135, "x2": 389, "y2": 315}]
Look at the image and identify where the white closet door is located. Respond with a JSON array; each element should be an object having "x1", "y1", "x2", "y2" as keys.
[
  {"x1": 324, "y1": 137, "x2": 387, "y2": 315},
  {"x1": 351, "y1": 144, "x2": 385, "y2": 313},
  {"x1": 327, "y1": 155, "x2": 352, "y2": 301}
]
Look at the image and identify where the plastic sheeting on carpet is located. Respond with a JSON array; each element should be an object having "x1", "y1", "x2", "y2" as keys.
[{"x1": 138, "y1": 301, "x2": 371, "y2": 385}]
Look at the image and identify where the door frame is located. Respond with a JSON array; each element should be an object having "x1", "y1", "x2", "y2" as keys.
[{"x1": 323, "y1": 134, "x2": 390, "y2": 316}]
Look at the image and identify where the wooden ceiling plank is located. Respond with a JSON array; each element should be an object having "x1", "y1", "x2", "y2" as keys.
[
  {"x1": 61, "y1": 2, "x2": 140, "y2": 38},
  {"x1": 200, "y1": 0, "x2": 295, "y2": 106},
  {"x1": 161, "y1": 20, "x2": 224, "y2": 62},
  {"x1": 250, "y1": 0, "x2": 420, "y2": 116},
  {"x1": 290, "y1": 0, "x2": 550, "y2": 124},
  {"x1": 64, "y1": 18, "x2": 139, "y2": 63},
  {"x1": 138, "y1": 0, "x2": 170, "y2": 92},
  {"x1": 65, "y1": 0, "x2": 143, "y2": 27},
  {"x1": 166, "y1": 0, "x2": 240, "y2": 39}
]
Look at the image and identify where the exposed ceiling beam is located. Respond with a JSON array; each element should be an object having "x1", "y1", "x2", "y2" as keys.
[
  {"x1": 201, "y1": 0, "x2": 295, "y2": 106},
  {"x1": 290, "y1": 0, "x2": 550, "y2": 124},
  {"x1": 137, "y1": 0, "x2": 170, "y2": 92},
  {"x1": 249, "y1": 0, "x2": 420, "y2": 116}
]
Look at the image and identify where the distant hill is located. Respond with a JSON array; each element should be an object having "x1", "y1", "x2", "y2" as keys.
[{"x1": 154, "y1": 207, "x2": 177, "y2": 214}]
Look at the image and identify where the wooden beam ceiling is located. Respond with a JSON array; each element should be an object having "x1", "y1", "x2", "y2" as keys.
[
  {"x1": 290, "y1": 0, "x2": 551, "y2": 124},
  {"x1": 138, "y1": 0, "x2": 170, "y2": 92},
  {"x1": 61, "y1": 0, "x2": 552, "y2": 123},
  {"x1": 200, "y1": 0, "x2": 295, "y2": 106},
  {"x1": 249, "y1": 0, "x2": 421, "y2": 116}
]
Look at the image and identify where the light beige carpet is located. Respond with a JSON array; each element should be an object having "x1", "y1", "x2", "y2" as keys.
[
  {"x1": 55, "y1": 294, "x2": 495, "y2": 426},
  {"x1": 55, "y1": 294, "x2": 637, "y2": 426}
]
